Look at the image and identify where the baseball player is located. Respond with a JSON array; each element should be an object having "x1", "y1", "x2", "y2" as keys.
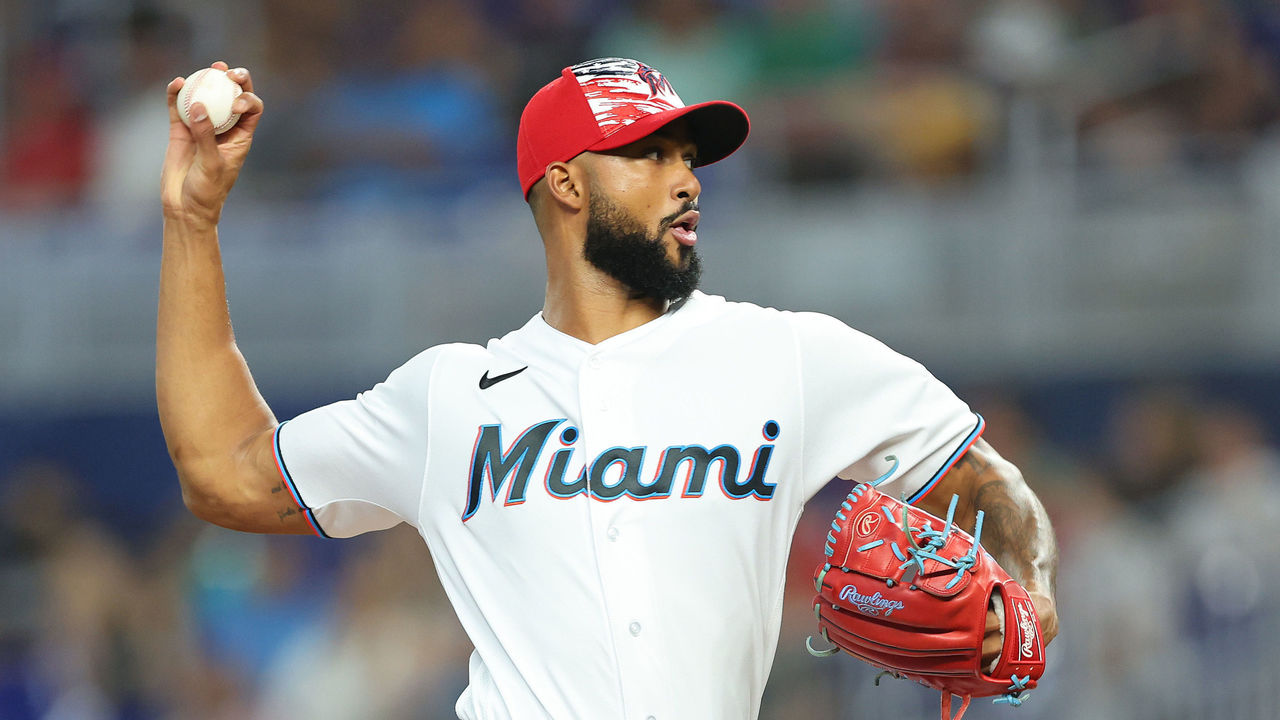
[{"x1": 157, "y1": 58, "x2": 1059, "y2": 719}]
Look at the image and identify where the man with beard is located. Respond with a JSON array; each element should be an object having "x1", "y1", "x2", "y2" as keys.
[{"x1": 157, "y1": 58, "x2": 1058, "y2": 719}]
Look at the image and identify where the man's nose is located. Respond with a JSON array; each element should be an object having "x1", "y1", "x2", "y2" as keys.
[{"x1": 673, "y1": 164, "x2": 701, "y2": 202}]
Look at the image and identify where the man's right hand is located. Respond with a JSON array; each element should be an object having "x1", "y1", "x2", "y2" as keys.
[{"x1": 161, "y1": 61, "x2": 263, "y2": 227}]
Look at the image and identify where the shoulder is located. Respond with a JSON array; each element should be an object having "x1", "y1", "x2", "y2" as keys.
[
  {"x1": 397, "y1": 342, "x2": 485, "y2": 370},
  {"x1": 691, "y1": 294, "x2": 881, "y2": 348},
  {"x1": 383, "y1": 342, "x2": 488, "y2": 389},
  {"x1": 779, "y1": 308, "x2": 906, "y2": 360},
  {"x1": 688, "y1": 293, "x2": 858, "y2": 328},
  {"x1": 670, "y1": 293, "x2": 905, "y2": 368},
  {"x1": 676, "y1": 291, "x2": 794, "y2": 331},
  {"x1": 716, "y1": 298, "x2": 924, "y2": 377}
]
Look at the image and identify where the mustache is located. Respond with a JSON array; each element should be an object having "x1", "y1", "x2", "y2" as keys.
[{"x1": 659, "y1": 201, "x2": 700, "y2": 230}]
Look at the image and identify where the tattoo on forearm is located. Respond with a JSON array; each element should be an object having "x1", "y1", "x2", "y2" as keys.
[
  {"x1": 974, "y1": 481, "x2": 1029, "y2": 564},
  {"x1": 277, "y1": 506, "x2": 298, "y2": 522},
  {"x1": 959, "y1": 451, "x2": 991, "y2": 476},
  {"x1": 971, "y1": 467, "x2": 1059, "y2": 593},
  {"x1": 271, "y1": 482, "x2": 284, "y2": 494}
]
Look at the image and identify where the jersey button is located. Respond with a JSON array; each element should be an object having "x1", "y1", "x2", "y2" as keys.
[
  {"x1": 607, "y1": 526, "x2": 619, "y2": 541},
  {"x1": 588, "y1": 356, "x2": 602, "y2": 369},
  {"x1": 629, "y1": 621, "x2": 642, "y2": 636}
]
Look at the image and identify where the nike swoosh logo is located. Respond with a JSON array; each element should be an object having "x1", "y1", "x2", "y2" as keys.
[{"x1": 479, "y1": 366, "x2": 528, "y2": 390}]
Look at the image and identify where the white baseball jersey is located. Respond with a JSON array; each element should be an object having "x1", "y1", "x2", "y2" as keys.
[{"x1": 273, "y1": 290, "x2": 983, "y2": 720}]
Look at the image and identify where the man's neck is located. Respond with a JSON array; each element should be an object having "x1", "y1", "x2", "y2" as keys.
[{"x1": 542, "y1": 275, "x2": 669, "y2": 345}]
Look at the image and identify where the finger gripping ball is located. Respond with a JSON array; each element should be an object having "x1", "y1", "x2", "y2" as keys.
[{"x1": 177, "y1": 68, "x2": 242, "y2": 134}]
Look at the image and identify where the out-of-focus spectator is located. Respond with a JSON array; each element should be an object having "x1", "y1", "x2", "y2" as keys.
[
  {"x1": 0, "y1": 461, "x2": 147, "y2": 718},
  {"x1": 479, "y1": 0, "x2": 605, "y2": 109},
  {"x1": 121, "y1": 516, "x2": 248, "y2": 720},
  {"x1": 743, "y1": 0, "x2": 1000, "y2": 185},
  {"x1": 1147, "y1": 402, "x2": 1280, "y2": 716},
  {"x1": 1, "y1": 44, "x2": 93, "y2": 210},
  {"x1": 31, "y1": 523, "x2": 136, "y2": 719},
  {"x1": 863, "y1": 0, "x2": 1001, "y2": 182},
  {"x1": 0, "y1": 460, "x2": 76, "y2": 718},
  {"x1": 1055, "y1": 472, "x2": 1192, "y2": 720},
  {"x1": 967, "y1": 0, "x2": 1070, "y2": 91},
  {"x1": 87, "y1": 8, "x2": 192, "y2": 237},
  {"x1": 255, "y1": 525, "x2": 470, "y2": 720},
  {"x1": 248, "y1": 0, "x2": 346, "y2": 194},
  {"x1": 260, "y1": 0, "x2": 344, "y2": 96},
  {"x1": 1183, "y1": 12, "x2": 1280, "y2": 165},
  {"x1": 739, "y1": 0, "x2": 881, "y2": 184},
  {"x1": 1075, "y1": 0, "x2": 1280, "y2": 172},
  {"x1": 589, "y1": 0, "x2": 755, "y2": 106},
  {"x1": 185, "y1": 528, "x2": 330, "y2": 686},
  {"x1": 977, "y1": 394, "x2": 1082, "y2": 490},
  {"x1": 852, "y1": 68, "x2": 1000, "y2": 182},
  {"x1": 1171, "y1": 404, "x2": 1280, "y2": 643},
  {"x1": 1102, "y1": 385, "x2": 1199, "y2": 515},
  {"x1": 290, "y1": 0, "x2": 509, "y2": 202},
  {"x1": 879, "y1": 0, "x2": 970, "y2": 67}
]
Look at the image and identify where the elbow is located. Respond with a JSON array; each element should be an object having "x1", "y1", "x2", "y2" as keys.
[
  {"x1": 178, "y1": 478, "x2": 218, "y2": 523},
  {"x1": 166, "y1": 426, "x2": 283, "y2": 533},
  {"x1": 171, "y1": 450, "x2": 245, "y2": 529},
  {"x1": 175, "y1": 465, "x2": 228, "y2": 526}
]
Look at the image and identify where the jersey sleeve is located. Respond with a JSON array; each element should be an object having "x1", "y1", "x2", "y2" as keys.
[
  {"x1": 274, "y1": 347, "x2": 443, "y2": 538},
  {"x1": 789, "y1": 311, "x2": 983, "y2": 503}
]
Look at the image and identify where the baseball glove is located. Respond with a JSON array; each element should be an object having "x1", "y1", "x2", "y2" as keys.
[{"x1": 806, "y1": 459, "x2": 1046, "y2": 720}]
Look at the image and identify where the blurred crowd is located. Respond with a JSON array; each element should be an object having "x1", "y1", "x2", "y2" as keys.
[
  {"x1": 0, "y1": 467, "x2": 474, "y2": 720},
  {"x1": 3, "y1": 0, "x2": 1280, "y2": 214},
  {"x1": 2, "y1": 381, "x2": 1279, "y2": 719}
]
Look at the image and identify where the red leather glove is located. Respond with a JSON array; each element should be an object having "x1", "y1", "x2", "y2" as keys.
[{"x1": 807, "y1": 477, "x2": 1046, "y2": 720}]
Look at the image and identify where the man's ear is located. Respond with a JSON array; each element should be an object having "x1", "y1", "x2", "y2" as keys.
[{"x1": 545, "y1": 160, "x2": 588, "y2": 211}]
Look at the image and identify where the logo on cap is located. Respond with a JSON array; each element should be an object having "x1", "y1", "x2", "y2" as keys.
[{"x1": 569, "y1": 58, "x2": 684, "y2": 132}]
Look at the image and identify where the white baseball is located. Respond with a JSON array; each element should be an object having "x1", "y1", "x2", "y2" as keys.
[{"x1": 176, "y1": 68, "x2": 243, "y2": 135}]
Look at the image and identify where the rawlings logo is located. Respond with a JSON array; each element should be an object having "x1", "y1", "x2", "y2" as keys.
[
  {"x1": 1017, "y1": 604, "x2": 1038, "y2": 658},
  {"x1": 840, "y1": 585, "x2": 906, "y2": 617},
  {"x1": 854, "y1": 509, "x2": 880, "y2": 537}
]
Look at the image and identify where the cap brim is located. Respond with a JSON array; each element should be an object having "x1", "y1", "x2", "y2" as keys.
[{"x1": 585, "y1": 100, "x2": 750, "y2": 168}]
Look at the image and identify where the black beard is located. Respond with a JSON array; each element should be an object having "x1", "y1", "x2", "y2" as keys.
[{"x1": 583, "y1": 192, "x2": 702, "y2": 303}]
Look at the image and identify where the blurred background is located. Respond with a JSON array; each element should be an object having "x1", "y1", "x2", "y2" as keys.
[{"x1": 3, "y1": 0, "x2": 1280, "y2": 717}]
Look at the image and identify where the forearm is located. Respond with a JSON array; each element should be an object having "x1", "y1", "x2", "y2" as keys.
[
  {"x1": 971, "y1": 461, "x2": 1058, "y2": 597},
  {"x1": 156, "y1": 216, "x2": 276, "y2": 509},
  {"x1": 961, "y1": 444, "x2": 1061, "y2": 643},
  {"x1": 925, "y1": 439, "x2": 1060, "y2": 641}
]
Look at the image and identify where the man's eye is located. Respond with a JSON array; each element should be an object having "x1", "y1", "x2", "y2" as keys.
[
  {"x1": 644, "y1": 149, "x2": 662, "y2": 161},
  {"x1": 684, "y1": 157, "x2": 696, "y2": 169}
]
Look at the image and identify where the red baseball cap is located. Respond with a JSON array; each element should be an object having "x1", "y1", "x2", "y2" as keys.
[{"x1": 517, "y1": 57, "x2": 751, "y2": 199}]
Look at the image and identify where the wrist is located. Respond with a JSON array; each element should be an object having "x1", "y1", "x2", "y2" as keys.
[
  {"x1": 163, "y1": 208, "x2": 220, "y2": 233},
  {"x1": 1025, "y1": 586, "x2": 1055, "y2": 605},
  {"x1": 1020, "y1": 579, "x2": 1055, "y2": 601}
]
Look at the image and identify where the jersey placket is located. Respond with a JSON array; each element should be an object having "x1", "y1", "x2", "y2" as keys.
[{"x1": 577, "y1": 348, "x2": 668, "y2": 720}]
